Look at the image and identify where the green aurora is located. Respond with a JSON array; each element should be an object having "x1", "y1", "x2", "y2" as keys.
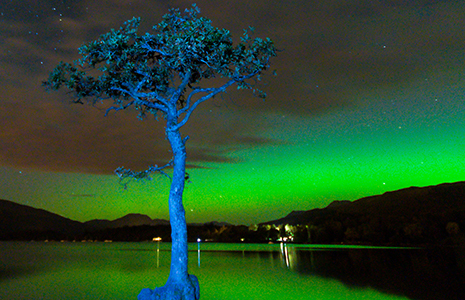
[
  {"x1": 1, "y1": 1, "x2": 465, "y2": 224},
  {"x1": 2, "y1": 70, "x2": 464, "y2": 224}
]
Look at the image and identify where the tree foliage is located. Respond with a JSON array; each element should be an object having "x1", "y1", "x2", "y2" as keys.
[{"x1": 43, "y1": 4, "x2": 276, "y2": 123}]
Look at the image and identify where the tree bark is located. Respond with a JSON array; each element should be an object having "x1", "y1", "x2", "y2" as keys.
[{"x1": 138, "y1": 114, "x2": 199, "y2": 300}]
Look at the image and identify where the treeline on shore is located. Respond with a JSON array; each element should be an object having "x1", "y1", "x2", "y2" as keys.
[{"x1": 5, "y1": 217, "x2": 464, "y2": 246}]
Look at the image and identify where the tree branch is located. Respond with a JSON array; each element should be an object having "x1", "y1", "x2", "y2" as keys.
[
  {"x1": 121, "y1": 82, "x2": 169, "y2": 107},
  {"x1": 177, "y1": 87, "x2": 208, "y2": 116},
  {"x1": 175, "y1": 79, "x2": 236, "y2": 130},
  {"x1": 110, "y1": 86, "x2": 169, "y2": 114},
  {"x1": 140, "y1": 41, "x2": 173, "y2": 57},
  {"x1": 115, "y1": 160, "x2": 174, "y2": 189},
  {"x1": 171, "y1": 69, "x2": 192, "y2": 105},
  {"x1": 105, "y1": 100, "x2": 135, "y2": 116},
  {"x1": 175, "y1": 70, "x2": 262, "y2": 130}
]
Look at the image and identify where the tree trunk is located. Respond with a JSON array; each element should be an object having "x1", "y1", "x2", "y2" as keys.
[{"x1": 138, "y1": 119, "x2": 199, "y2": 300}]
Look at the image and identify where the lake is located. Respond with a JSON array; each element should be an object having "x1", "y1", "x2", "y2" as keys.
[{"x1": 0, "y1": 242, "x2": 464, "y2": 299}]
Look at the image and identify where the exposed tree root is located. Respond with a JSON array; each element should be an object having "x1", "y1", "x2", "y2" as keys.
[{"x1": 138, "y1": 274, "x2": 200, "y2": 300}]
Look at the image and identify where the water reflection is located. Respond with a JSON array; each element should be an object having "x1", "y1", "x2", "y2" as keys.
[
  {"x1": 191, "y1": 242, "x2": 464, "y2": 299},
  {"x1": 1, "y1": 242, "x2": 464, "y2": 300},
  {"x1": 276, "y1": 243, "x2": 465, "y2": 300},
  {"x1": 197, "y1": 239, "x2": 201, "y2": 267},
  {"x1": 156, "y1": 240, "x2": 160, "y2": 268}
]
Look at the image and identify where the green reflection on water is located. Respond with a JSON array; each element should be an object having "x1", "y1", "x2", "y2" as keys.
[
  {"x1": 0, "y1": 242, "x2": 410, "y2": 300},
  {"x1": 191, "y1": 243, "x2": 410, "y2": 300}
]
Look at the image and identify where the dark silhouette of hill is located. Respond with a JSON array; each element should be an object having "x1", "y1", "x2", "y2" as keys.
[
  {"x1": 0, "y1": 200, "x2": 235, "y2": 242},
  {"x1": 84, "y1": 213, "x2": 169, "y2": 231},
  {"x1": 339, "y1": 182, "x2": 465, "y2": 218},
  {"x1": 2, "y1": 181, "x2": 465, "y2": 245},
  {"x1": 266, "y1": 182, "x2": 465, "y2": 225},
  {"x1": 264, "y1": 181, "x2": 465, "y2": 245},
  {"x1": 0, "y1": 199, "x2": 169, "y2": 240},
  {"x1": 0, "y1": 199, "x2": 84, "y2": 240},
  {"x1": 188, "y1": 221, "x2": 232, "y2": 227}
]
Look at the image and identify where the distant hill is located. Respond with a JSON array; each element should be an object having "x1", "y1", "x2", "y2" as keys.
[
  {"x1": 264, "y1": 181, "x2": 465, "y2": 245},
  {"x1": 0, "y1": 199, "x2": 169, "y2": 240},
  {"x1": 266, "y1": 182, "x2": 465, "y2": 226},
  {"x1": 188, "y1": 221, "x2": 232, "y2": 227},
  {"x1": 0, "y1": 198, "x2": 238, "y2": 242},
  {"x1": 2, "y1": 181, "x2": 465, "y2": 245},
  {"x1": 338, "y1": 182, "x2": 465, "y2": 218},
  {"x1": 0, "y1": 199, "x2": 84, "y2": 239},
  {"x1": 84, "y1": 213, "x2": 169, "y2": 231}
]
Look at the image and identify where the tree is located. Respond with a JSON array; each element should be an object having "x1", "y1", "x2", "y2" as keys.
[{"x1": 43, "y1": 5, "x2": 276, "y2": 300}]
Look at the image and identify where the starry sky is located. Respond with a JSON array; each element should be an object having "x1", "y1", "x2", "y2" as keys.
[{"x1": 1, "y1": 0, "x2": 465, "y2": 225}]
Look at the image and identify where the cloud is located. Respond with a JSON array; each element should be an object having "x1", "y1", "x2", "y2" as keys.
[{"x1": 2, "y1": 0, "x2": 465, "y2": 174}]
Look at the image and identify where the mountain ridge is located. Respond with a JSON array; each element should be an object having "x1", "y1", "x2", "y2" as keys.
[
  {"x1": 0, "y1": 199, "x2": 84, "y2": 239},
  {"x1": 1, "y1": 181, "x2": 464, "y2": 244},
  {"x1": 264, "y1": 181, "x2": 465, "y2": 226},
  {"x1": 0, "y1": 199, "x2": 229, "y2": 239},
  {"x1": 260, "y1": 181, "x2": 465, "y2": 245},
  {"x1": 84, "y1": 213, "x2": 170, "y2": 231}
]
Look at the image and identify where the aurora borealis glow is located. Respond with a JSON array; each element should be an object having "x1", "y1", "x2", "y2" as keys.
[{"x1": 1, "y1": 1, "x2": 464, "y2": 225}]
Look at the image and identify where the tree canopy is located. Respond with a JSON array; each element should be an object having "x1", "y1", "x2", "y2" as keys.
[{"x1": 44, "y1": 4, "x2": 276, "y2": 126}]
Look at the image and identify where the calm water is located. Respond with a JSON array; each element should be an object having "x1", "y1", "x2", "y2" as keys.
[{"x1": 0, "y1": 242, "x2": 464, "y2": 299}]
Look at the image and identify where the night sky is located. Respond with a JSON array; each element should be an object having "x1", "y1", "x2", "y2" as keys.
[{"x1": 1, "y1": 0, "x2": 464, "y2": 225}]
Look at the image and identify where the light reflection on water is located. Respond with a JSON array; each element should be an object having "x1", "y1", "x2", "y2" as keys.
[{"x1": 0, "y1": 242, "x2": 463, "y2": 300}]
